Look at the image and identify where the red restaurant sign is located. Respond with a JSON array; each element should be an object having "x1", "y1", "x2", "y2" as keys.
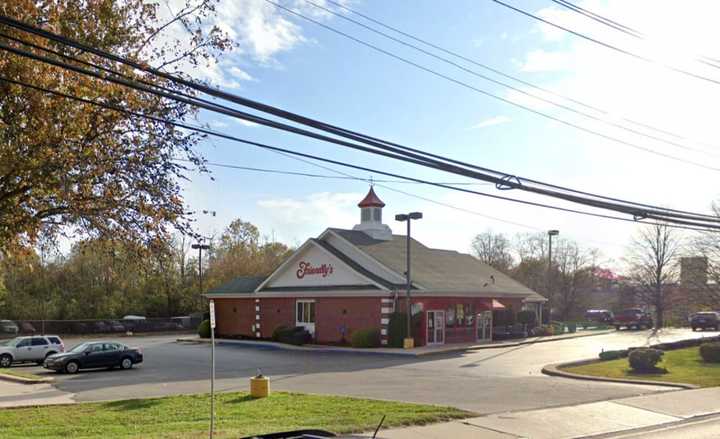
[{"x1": 296, "y1": 261, "x2": 334, "y2": 279}]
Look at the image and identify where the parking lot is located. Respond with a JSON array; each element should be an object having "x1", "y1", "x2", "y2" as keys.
[{"x1": 5, "y1": 328, "x2": 715, "y2": 413}]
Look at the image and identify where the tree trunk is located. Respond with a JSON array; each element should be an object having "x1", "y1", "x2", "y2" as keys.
[{"x1": 655, "y1": 285, "x2": 664, "y2": 329}]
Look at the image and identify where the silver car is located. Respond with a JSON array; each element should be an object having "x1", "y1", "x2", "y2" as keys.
[
  {"x1": 0, "y1": 320, "x2": 19, "y2": 335},
  {"x1": 0, "y1": 335, "x2": 65, "y2": 367}
]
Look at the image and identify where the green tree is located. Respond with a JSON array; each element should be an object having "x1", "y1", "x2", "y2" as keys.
[{"x1": 0, "y1": 0, "x2": 231, "y2": 250}]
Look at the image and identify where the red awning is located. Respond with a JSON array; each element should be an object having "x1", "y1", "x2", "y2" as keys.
[{"x1": 491, "y1": 299, "x2": 506, "y2": 309}]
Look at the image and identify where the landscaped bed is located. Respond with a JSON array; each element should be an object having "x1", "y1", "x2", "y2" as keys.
[
  {"x1": 562, "y1": 346, "x2": 720, "y2": 387},
  {"x1": 0, "y1": 391, "x2": 472, "y2": 438}
]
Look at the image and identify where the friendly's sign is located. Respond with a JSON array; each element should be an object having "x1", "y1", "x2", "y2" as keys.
[{"x1": 296, "y1": 261, "x2": 334, "y2": 279}]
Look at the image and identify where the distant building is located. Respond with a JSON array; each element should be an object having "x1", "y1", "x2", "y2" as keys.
[{"x1": 206, "y1": 187, "x2": 546, "y2": 346}]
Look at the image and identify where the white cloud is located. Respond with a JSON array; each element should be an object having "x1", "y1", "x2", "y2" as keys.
[
  {"x1": 521, "y1": 49, "x2": 574, "y2": 72},
  {"x1": 257, "y1": 192, "x2": 360, "y2": 226},
  {"x1": 237, "y1": 120, "x2": 260, "y2": 127},
  {"x1": 209, "y1": 120, "x2": 229, "y2": 128},
  {"x1": 229, "y1": 66, "x2": 255, "y2": 82},
  {"x1": 147, "y1": 0, "x2": 350, "y2": 85},
  {"x1": 470, "y1": 116, "x2": 511, "y2": 130}
]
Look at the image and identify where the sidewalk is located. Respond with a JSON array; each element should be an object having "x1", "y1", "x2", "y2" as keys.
[
  {"x1": 0, "y1": 380, "x2": 74, "y2": 409},
  {"x1": 178, "y1": 329, "x2": 613, "y2": 357},
  {"x1": 375, "y1": 387, "x2": 720, "y2": 439}
]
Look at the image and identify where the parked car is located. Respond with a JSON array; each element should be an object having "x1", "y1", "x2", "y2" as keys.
[
  {"x1": 613, "y1": 308, "x2": 653, "y2": 330},
  {"x1": 44, "y1": 341, "x2": 143, "y2": 374},
  {"x1": 0, "y1": 320, "x2": 19, "y2": 336},
  {"x1": 584, "y1": 309, "x2": 614, "y2": 324},
  {"x1": 690, "y1": 311, "x2": 720, "y2": 331},
  {"x1": 0, "y1": 335, "x2": 65, "y2": 368}
]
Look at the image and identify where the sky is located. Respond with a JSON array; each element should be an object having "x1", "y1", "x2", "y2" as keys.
[{"x1": 169, "y1": 0, "x2": 720, "y2": 272}]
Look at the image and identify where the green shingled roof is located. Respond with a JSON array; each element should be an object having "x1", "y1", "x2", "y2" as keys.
[{"x1": 207, "y1": 276, "x2": 266, "y2": 294}]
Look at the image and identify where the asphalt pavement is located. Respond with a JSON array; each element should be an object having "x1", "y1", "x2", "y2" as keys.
[{"x1": 9, "y1": 327, "x2": 716, "y2": 414}]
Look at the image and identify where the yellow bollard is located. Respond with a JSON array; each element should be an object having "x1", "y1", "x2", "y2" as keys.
[{"x1": 250, "y1": 375, "x2": 270, "y2": 398}]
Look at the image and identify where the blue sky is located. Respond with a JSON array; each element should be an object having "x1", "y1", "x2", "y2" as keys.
[{"x1": 176, "y1": 0, "x2": 720, "y2": 270}]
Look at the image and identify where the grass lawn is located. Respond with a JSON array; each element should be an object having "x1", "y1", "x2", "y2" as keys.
[
  {"x1": 563, "y1": 346, "x2": 720, "y2": 387},
  {"x1": 0, "y1": 369, "x2": 47, "y2": 381},
  {"x1": 0, "y1": 391, "x2": 472, "y2": 438}
]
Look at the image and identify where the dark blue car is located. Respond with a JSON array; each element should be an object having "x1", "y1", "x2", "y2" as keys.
[{"x1": 44, "y1": 341, "x2": 143, "y2": 374}]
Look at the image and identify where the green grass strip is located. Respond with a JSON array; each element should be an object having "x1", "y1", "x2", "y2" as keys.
[
  {"x1": 0, "y1": 391, "x2": 472, "y2": 438},
  {"x1": 562, "y1": 346, "x2": 720, "y2": 387}
]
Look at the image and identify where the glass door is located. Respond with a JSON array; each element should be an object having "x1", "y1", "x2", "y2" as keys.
[
  {"x1": 427, "y1": 310, "x2": 445, "y2": 345},
  {"x1": 476, "y1": 311, "x2": 493, "y2": 343}
]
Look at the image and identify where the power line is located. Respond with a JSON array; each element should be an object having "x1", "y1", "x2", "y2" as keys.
[
  {"x1": 549, "y1": 0, "x2": 720, "y2": 70},
  {"x1": 259, "y1": 2, "x2": 720, "y2": 172},
  {"x1": 323, "y1": 0, "x2": 699, "y2": 144},
  {"x1": 186, "y1": 154, "x2": 629, "y2": 249},
  {"x1": 3, "y1": 74, "x2": 718, "y2": 234},
  {"x1": 175, "y1": 158, "x2": 492, "y2": 185},
  {"x1": 1, "y1": 19, "x2": 718, "y2": 226},
  {"x1": 300, "y1": 0, "x2": 719, "y2": 158},
  {"x1": 490, "y1": 0, "x2": 720, "y2": 86}
]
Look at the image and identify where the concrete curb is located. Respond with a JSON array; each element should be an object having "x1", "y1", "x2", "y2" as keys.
[
  {"x1": 177, "y1": 330, "x2": 614, "y2": 357},
  {"x1": 465, "y1": 330, "x2": 615, "y2": 351},
  {"x1": 0, "y1": 372, "x2": 54, "y2": 385},
  {"x1": 541, "y1": 359, "x2": 699, "y2": 389}
]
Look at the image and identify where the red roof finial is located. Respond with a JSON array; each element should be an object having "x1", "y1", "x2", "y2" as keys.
[{"x1": 358, "y1": 186, "x2": 385, "y2": 208}]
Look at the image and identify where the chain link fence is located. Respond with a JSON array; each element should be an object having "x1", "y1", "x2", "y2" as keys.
[{"x1": 0, "y1": 316, "x2": 202, "y2": 339}]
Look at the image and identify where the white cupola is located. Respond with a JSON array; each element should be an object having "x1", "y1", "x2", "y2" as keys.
[{"x1": 352, "y1": 186, "x2": 392, "y2": 240}]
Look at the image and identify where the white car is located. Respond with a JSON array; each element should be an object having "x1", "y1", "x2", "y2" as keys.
[{"x1": 0, "y1": 335, "x2": 65, "y2": 367}]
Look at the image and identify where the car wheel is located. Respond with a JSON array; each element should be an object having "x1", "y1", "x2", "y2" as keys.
[
  {"x1": 614, "y1": 325, "x2": 620, "y2": 330},
  {"x1": 0, "y1": 354, "x2": 12, "y2": 368},
  {"x1": 120, "y1": 357, "x2": 133, "y2": 370},
  {"x1": 65, "y1": 361, "x2": 80, "y2": 374}
]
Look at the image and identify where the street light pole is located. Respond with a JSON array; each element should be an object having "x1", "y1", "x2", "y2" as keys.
[
  {"x1": 545, "y1": 230, "x2": 559, "y2": 324},
  {"x1": 192, "y1": 242, "x2": 211, "y2": 310},
  {"x1": 395, "y1": 212, "x2": 423, "y2": 349}
]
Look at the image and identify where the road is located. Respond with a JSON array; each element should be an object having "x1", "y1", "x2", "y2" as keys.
[{"x1": 12, "y1": 328, "x2": 718, "y2": 414}]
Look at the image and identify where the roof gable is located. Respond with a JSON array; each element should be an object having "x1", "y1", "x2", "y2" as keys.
[{"x1": 255, "y1": 238, "x2": 389, "y2": 291}]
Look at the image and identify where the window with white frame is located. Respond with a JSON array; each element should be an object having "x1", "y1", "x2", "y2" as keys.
[{"x1": 296, "y1": 300, "x2": 316, "y2": 323}]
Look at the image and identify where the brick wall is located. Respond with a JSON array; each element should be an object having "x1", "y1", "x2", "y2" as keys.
[
  {"x1": 259, "y1": 298, "x2": 295, "y2": 338},
  {"x1": 214, "y1": 298, "x2": 254, "y2": 337},
  {"x1": 315, "y1": 297, "x2": 382, "y2": 343}
]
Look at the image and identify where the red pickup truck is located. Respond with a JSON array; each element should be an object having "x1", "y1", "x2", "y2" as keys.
[{"x1": 613, "y1": 308, "x2": 654, "y2": 330}]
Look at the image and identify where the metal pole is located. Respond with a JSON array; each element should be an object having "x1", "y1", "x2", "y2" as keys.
[
  {"x1": 199, "y1": 247, "x2": 203, "y2": 310},
  {"x1": 406, "y1": 219, "x2": 411, "y2": 340},
  {"x1": 210, "y1": 317, "x2": 215, "y2": 438},
  {"x1": 546, "y1": 234, "x2": 553, "y2": 325}
]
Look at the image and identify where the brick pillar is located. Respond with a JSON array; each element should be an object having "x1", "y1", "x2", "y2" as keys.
[
  {"x1": 380, "y1": 298, "x2": 393, "y2": 346},
  {"x1": 254, "y1": 298, "x2": 261, "y2": 338}
]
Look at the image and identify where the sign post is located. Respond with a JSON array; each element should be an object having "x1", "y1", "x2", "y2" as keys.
[{"x1": 209, "y1": 299, "x2": 216, "y2": 439}]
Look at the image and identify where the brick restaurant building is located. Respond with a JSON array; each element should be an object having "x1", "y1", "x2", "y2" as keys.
[{"x1": 206, "y1": 188, "x2": 546, "y2": 346}]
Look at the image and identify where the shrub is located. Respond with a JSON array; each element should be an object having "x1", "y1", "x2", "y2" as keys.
[
  {"x1": 516, "y1": 310, "x2": 537, "y2": 327},
  {"x1": 351, "y1": 328, "x2": 381, "y2": 348},
  {"x1": 599, "y1": 349, "x2": 628, "y2": 361},
  {"x1": 628, "y1": 348, "x2": 664, "y2": 372},
  {"x1": 387, "y1": 312, "x2": 421, "y2": 348},
  {"x1": 700, "y1": 342, "x2": 720, "y2": 363},
  {"x1": 197, "y1": 320, "x2": 211, "y2": 338},
  {"x1": 271, "y1": 326, "x2": 289, "y2": 342},
  {"x1": 272, "y1": 326, "x2": 312, "y2": 345}
]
